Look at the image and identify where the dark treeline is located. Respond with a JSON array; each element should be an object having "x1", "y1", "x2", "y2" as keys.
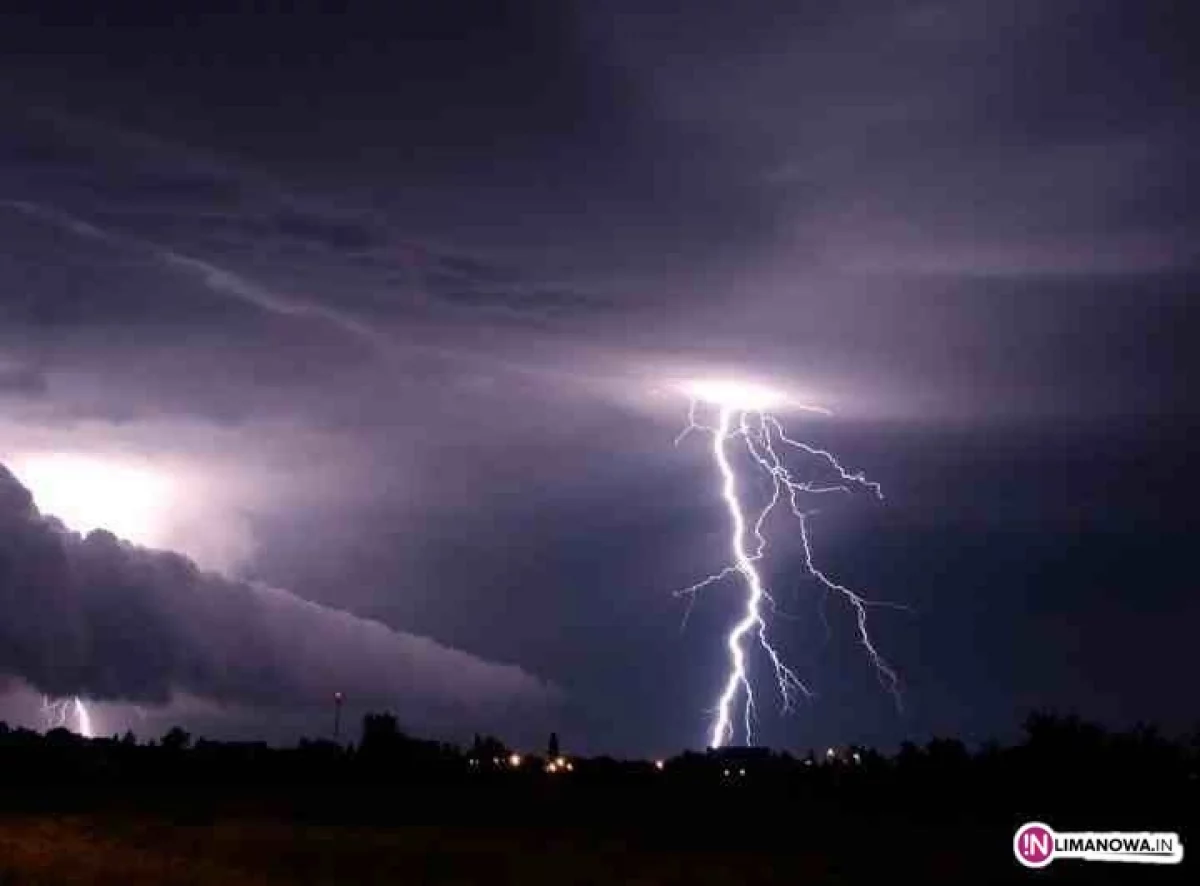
[{"x1": 1, "y1": 712, "x2": 1196, "y2": 841}]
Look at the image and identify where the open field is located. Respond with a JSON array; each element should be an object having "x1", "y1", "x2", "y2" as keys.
[
  {"x1": 1, "y1": 716, "x2": 1192, "y2": 885},
  {"x1": 0, "y1": 813, "x2": 1182, "y2": 885}
]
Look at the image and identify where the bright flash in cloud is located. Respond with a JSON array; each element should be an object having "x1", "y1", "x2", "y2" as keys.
[
  {"x1": 676, "y1": 378, "x2": 831, "y2": 415},
  {"x1": 41, "y1": 695, "x2": 95, "y2": 739},
  {"x1": 7, "y1": 452, "x2": 174, "y2": 548}
]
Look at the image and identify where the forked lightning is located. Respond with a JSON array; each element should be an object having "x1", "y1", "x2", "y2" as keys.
[
  {"x1": 42, "y1": 695, "x2": 94, "y2": 738},
  {"x1": 672, "y1": 380, "x2": 903, "y2": 748}
]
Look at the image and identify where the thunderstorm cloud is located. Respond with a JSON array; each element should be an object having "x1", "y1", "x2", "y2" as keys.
[
  {"x1": 0, "y1": 464, "x2": 558, "y2": 730},
  {"x1": 0, "y1": 0, "x2": 1195, "y2": 753}
]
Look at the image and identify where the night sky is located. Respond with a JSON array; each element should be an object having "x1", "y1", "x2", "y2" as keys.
[{"x1": 1, "y1": 1, "x2": 1197, "y2": 757}]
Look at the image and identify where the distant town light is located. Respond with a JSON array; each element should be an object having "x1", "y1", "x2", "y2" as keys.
[
  {"x1": 508, "y1": 753, "x2": 521, "y2": 768},
  {"x1": 654, "y1": 759, "x2": 665, "y2": 771}
]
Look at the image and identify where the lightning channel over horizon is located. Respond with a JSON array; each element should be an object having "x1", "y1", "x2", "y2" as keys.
[
  {"x1": 41, "y1": 695, "x2": 95, "y2": 739},
  {"x1": 673, "y1": 386, "x2": 903, "y2": 749}
]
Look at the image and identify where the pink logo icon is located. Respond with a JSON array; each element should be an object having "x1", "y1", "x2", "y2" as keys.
[{"x1": 1014, "y1": 822, "x2": 1055, "y2": 868}]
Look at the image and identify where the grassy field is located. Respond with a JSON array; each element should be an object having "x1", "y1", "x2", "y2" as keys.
[{"x1": 0, "y1": 814, "x2": 1176, "y2": 885}]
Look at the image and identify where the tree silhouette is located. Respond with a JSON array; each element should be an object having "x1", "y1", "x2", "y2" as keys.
[
  {"x1": 162, "y1": 726, "x2": 191, "y2": 752},
  {"x1": 471, "y1": 733, "x2": 509, "y2": 762}
]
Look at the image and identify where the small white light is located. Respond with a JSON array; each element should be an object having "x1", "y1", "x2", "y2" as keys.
[{"x1": 508, "y1": 753, "x2": 521, "y2": 768}]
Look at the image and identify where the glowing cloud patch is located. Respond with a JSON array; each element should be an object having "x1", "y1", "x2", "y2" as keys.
[
  {"x1": 679, "y1": 379, "x2": 790, "y2": 412},
  {"x1": 8, "y1": 452, "x2": 172, "y2": 547}
]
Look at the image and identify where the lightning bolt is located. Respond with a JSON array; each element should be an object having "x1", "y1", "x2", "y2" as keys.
[
  {"x1": 41, "y1": 695, "x2": 95, "y2": 738},
  {"x1": 674, "y1": 398, "x2": 903, "y2": 749},
  {"x1": 74, "y1": 697, "x2": 94, "y2": 739}
]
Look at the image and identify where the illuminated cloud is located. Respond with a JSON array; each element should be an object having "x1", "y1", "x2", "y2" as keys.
[{"x1": 0, "y1": 464, "x2": 559, "y2": 730}]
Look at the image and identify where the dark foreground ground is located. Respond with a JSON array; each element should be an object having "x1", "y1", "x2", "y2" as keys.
[
  {"x1": 0, "y1": 810, "x2": 1190, "y2": 885},
  {"x1": 1, "y1": 715, "x2": 1193, "y2": 884}
]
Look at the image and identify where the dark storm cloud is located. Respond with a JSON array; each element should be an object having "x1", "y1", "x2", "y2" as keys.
[
  {"x1": 0, "y1": 192, "x2": 615, "y2": 398},
  {"x1": 0, "y1": 464, "x2": 557, "y2": 727},
  {"x1": 270, "y1": 209, "x2": 382, "y2": 253},
  {"x1": 568, "y1": 0, "x2": 1199, "y2": 429},
  {"x1": 0, "y1": 198, "x2": 376, "y2": 344},
  {"x1": 0, "y1": 0, "x2": 1195, "y2": 754},
  {"x1": 599, "y1": 0, "x2": 1197, "y2": 274},
  {"x1": 0, "y1": 362, "x2": 46, "y2": 398},
  {"x1": 0, "y1": 120, "x2": 623, "y2": 360}
]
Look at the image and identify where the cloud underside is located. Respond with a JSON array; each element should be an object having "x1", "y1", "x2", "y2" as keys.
[{"x1": 0, "y1": 464, "x2": 557, "y2": 727}]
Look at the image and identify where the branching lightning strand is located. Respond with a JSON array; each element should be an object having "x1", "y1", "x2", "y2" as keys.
[
  {"x1": 673, "y1": 399, "x2": 905, "y2": 748},
  {"x1": 41, "y1": 695, "x2": 94, "y2": 738}
]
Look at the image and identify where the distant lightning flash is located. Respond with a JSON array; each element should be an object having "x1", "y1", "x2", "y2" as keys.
[
  {"x1": 74, "y1": 697, "x2": 94, "y2": 739},
  {"x1": 672, "y1": 380, "x2": 903, "y2": 749},
  {"x1": 41, "y1": 695, "x2": 95, "y2": 739}
]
